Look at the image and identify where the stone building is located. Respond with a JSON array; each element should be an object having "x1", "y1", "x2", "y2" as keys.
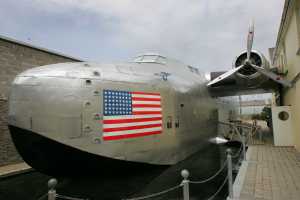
[
  {"x1": 272, "y1": 0, "x2": 300, "y2": 151},
  {"x1": 0, "y1": 35, "x2": 81, "y2": 166}
]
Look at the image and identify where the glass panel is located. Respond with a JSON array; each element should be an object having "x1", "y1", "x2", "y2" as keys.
[
  {"x1": 133, "y1": 55, "x2": 166, "y2": 64},
  {"x1": 141, "y1": 55, "x2": 158, "y2": 62},
  {"x1": 134, "y1": 56, "x2": 143, "y2": 62}
]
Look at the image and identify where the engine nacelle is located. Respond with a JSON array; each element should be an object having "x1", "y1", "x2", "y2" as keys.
[{"x1": 233, "y1": 50, "x2": 270, "y2": 86}]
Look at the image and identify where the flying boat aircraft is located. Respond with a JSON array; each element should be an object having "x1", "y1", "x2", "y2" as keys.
[{"x1": 7, "y1": 22, "x2": 291, "y2": 175}]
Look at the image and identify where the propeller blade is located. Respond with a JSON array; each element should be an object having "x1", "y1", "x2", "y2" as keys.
[
  {"x1": 247, "y1": 20, "x2": 254, "y2": 61},
  {"x1": 251, "y1": 64, "x2": 292, "y2": 87},
  {"x1": 207, "y1": 65, "x2": 244, "y2": 86}
]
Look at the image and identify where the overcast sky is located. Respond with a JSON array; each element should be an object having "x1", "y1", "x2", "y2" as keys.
[{"x1": 0, "y1": 0, "x2": 284, "y2": 72}]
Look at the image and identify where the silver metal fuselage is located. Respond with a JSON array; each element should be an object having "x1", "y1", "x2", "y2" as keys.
[{"x1": 8, "y1": 57, "x2": 219, "y2": 165}]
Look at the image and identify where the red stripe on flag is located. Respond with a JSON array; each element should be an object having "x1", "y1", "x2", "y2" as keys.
[
  {"x1": 131, "y1": 91, "x2": 160, "y2": 96},
  {"x1": 103, "y1": 123, "x2": 162, "y2": 132},
  {"x1": 132, "y1": 104, "x2": 161, "y2": 108},
  {"x1": 103, "y1": 130, "x2": 161, "y2": 141},
  {"x1": 103, "y1": 117, "x2": 162, "y2": 124},
  {"x1": 132, "y1": 111, "x2": 162, "y2": 115},
  {"x1": 132, "y1": 97, "x2": 161, "y2": 101}
]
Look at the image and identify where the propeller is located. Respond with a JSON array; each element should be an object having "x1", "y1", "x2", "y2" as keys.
[
  {"x1": 251, "y1": 65, "x2": 292, "y2": 87},
  {"x1": 207, "y1": 21, "x2": 256, "y2": 87},
  {"x1": 207, "y1": 65, "x2": 243, "y2": 86},
  {"x1": 243, "y1": 21, "x2": 292, "y2": 87},
  {"x1": 207, "y1": 20, "x2": 292, "y2": 88},
  {"x1": 246, "y1": 20, "x2": 254, "y2": 62}
]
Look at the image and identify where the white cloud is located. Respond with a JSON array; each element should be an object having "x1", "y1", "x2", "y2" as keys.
[{"x1": 31, "y1": 0, "x2": 284, "y2": 71}]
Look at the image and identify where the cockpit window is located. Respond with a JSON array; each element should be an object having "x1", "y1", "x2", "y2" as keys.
[
  {"x1": 133, "y1": 55, "x2": 166, "y2": 64},
  {"x1": 134, "y1": 56, "x2": 144, "y2": 62},
  {"x1": 142, "y1": 55, "x2": 158, "y2": 62}
]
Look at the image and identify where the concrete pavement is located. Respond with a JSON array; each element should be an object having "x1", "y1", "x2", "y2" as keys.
[{"x1": 233, "y1": 145, "x2": 300, "y2": 200}]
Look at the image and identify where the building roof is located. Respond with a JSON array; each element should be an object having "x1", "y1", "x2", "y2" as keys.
[
  {"x1": 0, "y1": 35, "x2": 83, "y2": 62},
  {"x1": 272, "y1": 0, "x2": 292, "y2": 64}
]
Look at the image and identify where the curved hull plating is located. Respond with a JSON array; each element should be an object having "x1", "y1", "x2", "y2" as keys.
[
  {"x1": 8, "y1": 57, "x2": 235, "y2": 175},
  {"x1": 9, "y1": 125, "x2": 167, "y2": 176}
]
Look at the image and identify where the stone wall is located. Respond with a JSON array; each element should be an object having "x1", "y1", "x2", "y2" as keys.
[{"x1": 0, "y1": 36, "x2": 81, "y2": 166}]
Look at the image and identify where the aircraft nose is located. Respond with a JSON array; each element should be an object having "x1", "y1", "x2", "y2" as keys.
[{"x1": 9, "y1": 65, "x2": 84, "y2": 139}]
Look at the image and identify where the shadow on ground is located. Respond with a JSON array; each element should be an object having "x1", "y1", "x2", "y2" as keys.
[{"x1": 0, "y1": 143, "x2": 241, "y2": 200}]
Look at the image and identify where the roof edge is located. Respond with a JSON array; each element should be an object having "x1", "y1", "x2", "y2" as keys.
[
  {"x1": 273, "y1": 0, "x2": 291, "y2": 64},
  {"x1": 0, "y1": 35, "x2": 83, "y2": 62}
]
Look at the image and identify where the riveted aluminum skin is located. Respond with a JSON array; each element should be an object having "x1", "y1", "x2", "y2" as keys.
[{"x1": 8, "y1": 56, "x2": 228, "y2": 166}]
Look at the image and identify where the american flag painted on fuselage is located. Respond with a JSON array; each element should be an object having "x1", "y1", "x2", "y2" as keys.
[{"x1": 103, "y1": 90, "x2": 162, "y2": 141}]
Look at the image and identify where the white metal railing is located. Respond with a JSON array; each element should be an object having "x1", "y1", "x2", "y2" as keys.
[
  {"x1": 219, "y1": 120, "x2": 261, "y2": 146},
  {"x1": 41, "y1": 121, "x2": 255, "y2": 200},
  {"x1": 42, "y1": 146, "x2": 243, "y2": 200}
]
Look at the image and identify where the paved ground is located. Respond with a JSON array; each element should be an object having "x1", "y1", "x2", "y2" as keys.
[
  {"x1": 234, "y1": 145, "x2": 300, "y2": 200},
  {"x1": 0, "y1": 162, "x2": 32, "y2": 178}
]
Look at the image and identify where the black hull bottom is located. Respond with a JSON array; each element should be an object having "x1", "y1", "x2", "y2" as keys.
[{"x1": 9, "y1": 126, "x2": 168, "y2": 176}]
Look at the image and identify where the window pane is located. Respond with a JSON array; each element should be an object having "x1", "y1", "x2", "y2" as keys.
[{"x1": 142, "y1": 55, "x2": 158, "y2": 62}]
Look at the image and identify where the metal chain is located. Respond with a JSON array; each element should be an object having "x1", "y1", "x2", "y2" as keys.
[
  {"x1": 122, "y1": 184, "x2": 182, "y2": 200},
  {"x1": 37, "y1": 193, "x2": 48, "y2": 200},
  {"x1": 206, "y1": 176, "x2": 228, "y2": 200},
  {"x1": 55, "y1": 176, "x2": 228, "y2": 200},
  {"x1": 56, "y1": 194, "x2": 89, "y2": 200},
  {"x1": 189, "y1": 160, "x2": 227, "y2": 184}
]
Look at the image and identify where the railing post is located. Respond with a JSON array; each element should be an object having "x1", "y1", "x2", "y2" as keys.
[
  {"x1": 48, "y1": 178, "x2": 57, "y2": 200},
  {"x1": 181, "y1": 169, "x2": 190, "y2": 200},
  {"x1": 242, "y1": 132, "x2": 246, "y2": 161},
  {"x1": 227, "y1": 149, "x2": 233, "y2": 200}
]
